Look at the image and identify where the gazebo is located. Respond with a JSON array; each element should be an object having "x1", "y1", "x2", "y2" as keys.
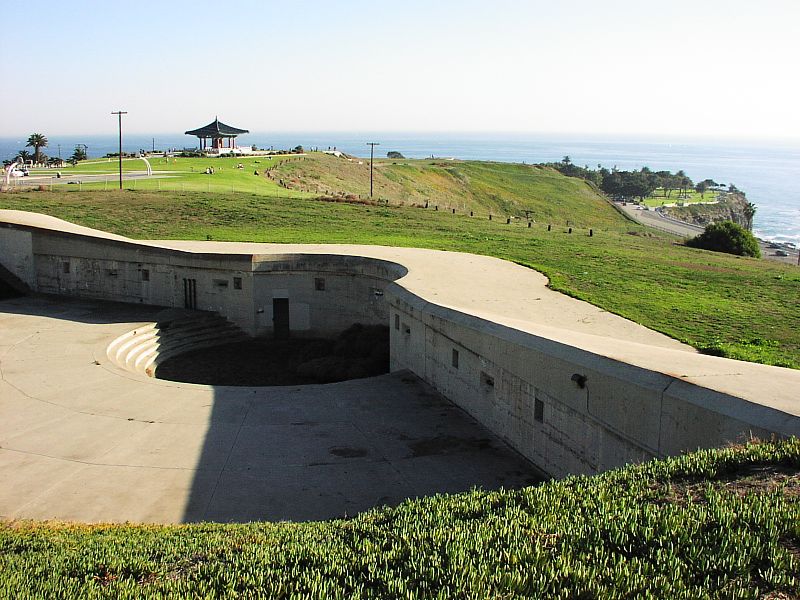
[{"x1": 185, "y1": 117, "x2": 249, "y2": 153}]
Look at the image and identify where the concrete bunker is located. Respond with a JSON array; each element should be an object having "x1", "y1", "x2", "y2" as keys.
[{"x1": 3, "y1": 211, "x2": 799, "y2": 489}]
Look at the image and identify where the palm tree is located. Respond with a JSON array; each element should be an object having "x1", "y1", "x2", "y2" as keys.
[
  {"x1": 26, "y1": 133, "x2": 48, "y2": 165},
  {"x1": 15, "y1": 149, "x2": 32, "y2": 163},
  {"x1": 744, "y1": 202, "x2": 757, "y2": 232}
]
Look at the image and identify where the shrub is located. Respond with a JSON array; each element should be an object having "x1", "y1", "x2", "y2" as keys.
[{"x1": 686, "y1": 220, "x2": 760, "y2": 257}]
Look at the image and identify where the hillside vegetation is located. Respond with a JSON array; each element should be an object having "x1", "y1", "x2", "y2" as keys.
[
  {"x1": 1, "y1": 187, "x2": 798, "y2": 368},
  {"x1": 271, "y1": 153, "x2": 622, "y2": 228},
  {"x1": 28, "y1": 154, "x2": 624, "y2": 229},
  {"x1": 2, "y1": 440, "x2": 798, "y2": 598}
]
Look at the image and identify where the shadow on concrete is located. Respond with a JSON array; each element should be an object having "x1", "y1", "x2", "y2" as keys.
[
  {"x1": 0, "y1": 295, "x2": 542, "y2": 524},
  {"x1": 183, "y1": 372, "x2": 542, "y2": 522}
]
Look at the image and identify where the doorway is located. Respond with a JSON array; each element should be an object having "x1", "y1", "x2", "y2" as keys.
[{"x1": 272, "y1": 298, "x2": 289, "y2": 339}]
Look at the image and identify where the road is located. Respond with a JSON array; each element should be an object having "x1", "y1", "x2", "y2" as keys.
[
  {"x1": 617, "y1": 202, "x2": 799, "y2": 265},
  {"x1": 8, "y1": 172, "x2": 175, "y2": 188}
]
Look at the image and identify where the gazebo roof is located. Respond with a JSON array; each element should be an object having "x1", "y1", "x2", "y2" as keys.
[{"x1": 185, "y1": 118, "x2": 249, "y2": 138}]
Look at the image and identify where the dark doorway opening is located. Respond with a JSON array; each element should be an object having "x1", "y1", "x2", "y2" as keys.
[{"x1": 273, "y1": 298, "x2": 289, "y2": 339}]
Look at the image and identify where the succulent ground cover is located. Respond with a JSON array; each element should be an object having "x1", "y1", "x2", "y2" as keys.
[{"x1": 1, "y1": 440, "x2": 798, "y2": 598}]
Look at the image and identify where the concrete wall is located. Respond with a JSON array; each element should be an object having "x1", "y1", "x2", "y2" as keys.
[
  {"x1": 2, "y1": 220, "x2": 797, "y2": 480},
  {"x1": 0, "y1": 225, "x2": 35, "y2": 287},
  {"x1": 0, "y1": 225, "x2": 402, "y2": 338},
  {"x1": 387, "y1": 289, "x2": 790, "y2": 478}
]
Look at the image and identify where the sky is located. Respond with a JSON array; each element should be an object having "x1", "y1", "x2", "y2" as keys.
[{"x1": 1, "y1": 0, "x2": 799, "y2": 140}]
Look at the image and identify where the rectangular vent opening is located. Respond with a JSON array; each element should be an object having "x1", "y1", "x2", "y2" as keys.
[{"x1": 534, "y1": 397, "x2": 544, "y2": 423}]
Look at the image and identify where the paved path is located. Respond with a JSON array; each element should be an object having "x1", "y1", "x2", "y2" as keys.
[{"x1": 0, "y1": 296, "x2": 538, "y2": 523}]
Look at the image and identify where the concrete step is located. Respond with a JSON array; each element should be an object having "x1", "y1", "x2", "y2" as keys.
[{"x1": 106, "y1": 310, "x2": 248, "y2": 379}]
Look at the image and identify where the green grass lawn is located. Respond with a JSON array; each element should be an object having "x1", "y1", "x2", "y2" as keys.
[
  {"x1": 642, "y1": 188, "x2": 719, "y2": 208},
  {"x1": 2, "y1": 440, "x2": 798, "y2": 598},
  {"x1": 27, "y1": 155, "x2": 312, "y2": 198},
  {"x1": 2, "y1": 189, "x2": 798, "y2": 368}
]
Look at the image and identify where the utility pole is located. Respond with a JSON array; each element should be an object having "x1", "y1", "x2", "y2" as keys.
[
  {"x1": 111, "y1": 110, "x2": 127, "y2": 190},
  {"x1": 366, "y1": 142, "x2": 379, "y2": 197},
  {"x1": 57, "y1": 144, "x2": 61, "y2": 160}
]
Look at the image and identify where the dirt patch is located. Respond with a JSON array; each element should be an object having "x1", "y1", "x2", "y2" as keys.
[
  {"x1": 652, "y1": 464, "x2": 800, "y2": 505},
  {"x1": 156, "y1": 324, "x2": 389, "y2": 386}
]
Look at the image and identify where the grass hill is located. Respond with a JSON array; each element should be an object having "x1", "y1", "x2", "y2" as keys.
[
  {"x1": 2, "y1": 440, "x2": 798, "y2": 597},
  {"x1": 270, "y1": 153, "x2": 621, "y2": 228},
  {"x1": 28, "y1": 153, "x2": 625, "y2": 229}
]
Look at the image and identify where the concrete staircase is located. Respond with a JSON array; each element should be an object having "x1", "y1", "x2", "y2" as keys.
[{"x1": 106, "y1": 309, "x2": 248, "y2": 378}]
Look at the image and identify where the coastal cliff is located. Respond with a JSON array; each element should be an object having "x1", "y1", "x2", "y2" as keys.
[{"x1": 662, "y1": 191, "x2": 751, "y2": 229}]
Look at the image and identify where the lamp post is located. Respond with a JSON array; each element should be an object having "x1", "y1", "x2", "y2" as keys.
[
  {"x1": 366, "y1": 142, "x2": 379, "y2": 197},
  {"x1": 111, "y1": 111, "x2": 127, "y2": 190}
]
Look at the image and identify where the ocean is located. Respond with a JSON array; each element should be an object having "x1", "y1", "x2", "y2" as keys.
[{"x1": 2, "y1": 133, "x2": 798, "y2": 245}]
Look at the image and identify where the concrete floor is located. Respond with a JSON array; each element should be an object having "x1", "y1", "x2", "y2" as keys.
[{"x1": 0, "y1": 295, "x2": 540, "y2": 524}]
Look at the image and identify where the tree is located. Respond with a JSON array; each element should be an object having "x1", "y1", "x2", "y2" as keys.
[
  {"x1": 686, "y1": 221, "x2": 760, "y2": 257},
  {"x1": 26, "y1": 133, "x2": 48, "y2": 165},
  {"x1": 744, "y1": 202, "x2": 757, "y2": 232},
  {"x1": 15, "y1": 149, "x2": 32, "y2": 163},
  {"x1": 561, "y1": 155, "x2": 571, "y2": 165},
  {"x1": 70, "y1": 146, "x2": 87, "y2": 163},
  {"x1": 695, "y1": 181, "x2": 708, "y2": 199}
]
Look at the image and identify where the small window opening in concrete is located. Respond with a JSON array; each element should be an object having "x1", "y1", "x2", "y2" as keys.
[
  {"x1": 315, "y1": 277, "x2": 325, "y2": 291},
  {"x1": 62, "y1": 261, "x2": 70, "y2": 274},
  {"x1": 452, "y1": 348, "x2": 459, "y2": 369},
  {"x1": 534, "y1": 397, "x2": 544, "y2": 423},
  {"x1": 141, "y1": 269, "x2": 150, "y2": 282},
  {"x1": 213, "y1": 279, "x2": 229, "y2": 288},
  {"x1": 233, "y1": 277, "x2": 242, "y2": 290},
  {"x1": 106, "y1": 269, "x2": 118, "y2": 277},
  {"x1": 403, "y1": 323, "x2": 411, "y2": 335},
  {"x1": 394, "y1": 314, "x2": 400, "y2": 330},
  {"x1": 372, "y1": 287, "x2": 384, "y2": 297},
  {"x1": 481, "y1": 371, "x2": 494, "y2": 390}
]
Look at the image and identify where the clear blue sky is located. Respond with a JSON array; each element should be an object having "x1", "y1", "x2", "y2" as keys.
[{"x1": 2, "y1": 0, "x2": 798, "y2": 139}]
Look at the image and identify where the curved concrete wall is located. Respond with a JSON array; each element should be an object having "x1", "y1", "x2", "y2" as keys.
[
  {"x1": 0, "y1": 217, "x2": 405, "y2": 337},
  {"x1": 2, "y1": 210, "x2": 798, "y2": 480}
]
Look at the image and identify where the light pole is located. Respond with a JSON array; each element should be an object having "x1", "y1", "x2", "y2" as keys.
[
  {"x1": 366, "y1": 142, "x2": 379, "y2": 197},
  {"x1": 111, "y1": 110, "x2": 127, "y2": 190}
]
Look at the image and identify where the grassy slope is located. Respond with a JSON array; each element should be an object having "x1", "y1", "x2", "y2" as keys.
[
  {"x1": 35, "y1": 154, "x2": 625, "y2": 228},
  {"x1": 1, "y1": 189, "x2": 798, "y2": 367},
  {"x1": 274, "y1": 153, "x2": 622, "y2": 228},
  {"x1": 2, "y1": 440, "x2": 798, "y2": 598}
]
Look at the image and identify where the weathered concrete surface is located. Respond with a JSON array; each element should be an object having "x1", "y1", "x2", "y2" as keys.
[{"x1": 0, "y1": 296, "x2": 538, "y2": 523}]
